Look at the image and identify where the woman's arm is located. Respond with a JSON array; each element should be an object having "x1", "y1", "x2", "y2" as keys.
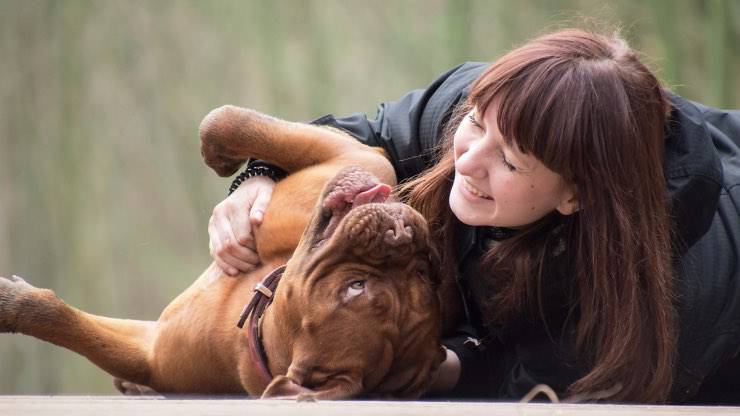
[{"x1": 312, "y1": 62, "x2": 486, "y2": 181}]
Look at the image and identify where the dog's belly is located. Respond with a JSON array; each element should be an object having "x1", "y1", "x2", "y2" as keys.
[{"x1": 147, "y1": 263, "x2": 253, "y2": 394}]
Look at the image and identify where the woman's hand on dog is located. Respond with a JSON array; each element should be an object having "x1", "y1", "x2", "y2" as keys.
[
  {"x1": 209, "y1": 176, "x2": 275, "y2": 275},
  {"x1": 428, "y1": 347, "x2": 461, "y2": 394}
]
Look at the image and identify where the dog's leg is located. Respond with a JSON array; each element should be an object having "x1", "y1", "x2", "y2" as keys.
[
  {"x1": 0, "y1": 275, "x2": 155, "y2": 386},
  {"x1": 199, "y1": 105, "x2": 395, "y2": 185},
  {"x1": 199, "y1": 106, "x2": 396, "y2": 263}
]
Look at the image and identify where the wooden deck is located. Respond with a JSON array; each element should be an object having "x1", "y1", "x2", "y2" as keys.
[{"x1": 1, "y1": 396, "x2": 738, "y2": 416}]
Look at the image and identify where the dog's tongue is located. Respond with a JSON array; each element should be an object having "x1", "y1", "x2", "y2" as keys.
[{"x1": 353, "y1": 183, "x2": 391, "y2": 207}]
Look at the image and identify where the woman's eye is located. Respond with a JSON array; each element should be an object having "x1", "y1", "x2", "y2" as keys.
[
  {"x1": 500, "y1": 151, "x2": 517, "y2": 172},
  {"x1": 468, "y1": 114, "x2": 484, "y2": 130}
]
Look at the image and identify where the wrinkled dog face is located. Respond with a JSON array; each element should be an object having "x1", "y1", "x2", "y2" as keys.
[{"x1": 263, "y1": 167, "x2": 444, "y2": 400}]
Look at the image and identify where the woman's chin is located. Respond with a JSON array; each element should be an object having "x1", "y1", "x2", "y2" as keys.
[{"x1": 449, "y1": 189, "x2": 494, "y2": 226}]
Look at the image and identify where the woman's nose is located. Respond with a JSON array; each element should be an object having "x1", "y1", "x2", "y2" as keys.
[{"x1": 456, "y1": 140, "x2": 489, "y2": 179}]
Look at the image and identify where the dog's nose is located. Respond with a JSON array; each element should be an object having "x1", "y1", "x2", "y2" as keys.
[{"x1": 383, "y1": 221, "x2": 414, "y2": 246}]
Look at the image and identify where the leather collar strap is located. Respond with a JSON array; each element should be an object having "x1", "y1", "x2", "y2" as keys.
[{"x1": 236, "y1": 265, "x2": 287, "y2": 385}]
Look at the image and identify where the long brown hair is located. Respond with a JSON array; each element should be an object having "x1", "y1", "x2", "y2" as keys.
[{"x1": 398, "y1": 29, "x2": 675, "y2": 402}]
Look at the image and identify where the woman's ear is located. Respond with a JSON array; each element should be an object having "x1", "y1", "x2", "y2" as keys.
[{"x1": 555, "y1": 186, "x2": 579, "y2": 216}]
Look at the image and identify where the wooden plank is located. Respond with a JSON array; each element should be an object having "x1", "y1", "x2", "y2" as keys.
[{"x1": 0, "y1": 396, "x2": 738, "y2": 416}]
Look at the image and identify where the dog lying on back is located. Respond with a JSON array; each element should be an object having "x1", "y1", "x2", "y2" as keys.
[{"x1": 0, "y1": 106, "x2": 446, "y2": 399}]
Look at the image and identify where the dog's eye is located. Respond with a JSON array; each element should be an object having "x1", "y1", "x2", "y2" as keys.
[{"x1": 345, "y1": 280, "x2": 366, "y2": 299}]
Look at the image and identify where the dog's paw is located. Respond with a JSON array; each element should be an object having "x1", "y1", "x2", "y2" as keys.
[
  {"x1": 114, "y1": 378, "x2": 158, "y2": 396},
  {"x1": 200, "y1": 144, "x2": 245, "y2": 177},
  {"x1": 199, "y1": 105, "x2": 250, "y2": 177},
  {"x1": 0, "y1": 275, "x2": 36, "y2": 333}
]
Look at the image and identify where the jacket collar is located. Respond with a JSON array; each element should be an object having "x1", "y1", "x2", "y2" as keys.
[{"x1": 664, "y1": 93, "x2": 723, "y2": 253}]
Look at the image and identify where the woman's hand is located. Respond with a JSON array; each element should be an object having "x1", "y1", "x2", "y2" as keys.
[
  {"x1": 428, "y1": 347, "x2": 461, "y2": 394},
  {"x1": 208, "y1": 176, "x2": 276, "y2": 275}
]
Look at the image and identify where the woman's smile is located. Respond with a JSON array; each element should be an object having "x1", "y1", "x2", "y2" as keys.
[{"x1": 461, "y1": 177, "x2": 493, "y2": 200}]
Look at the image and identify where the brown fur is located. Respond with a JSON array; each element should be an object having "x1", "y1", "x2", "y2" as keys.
[{"x1": 0, "y1": 105, "x2": 446, "y2": 399}]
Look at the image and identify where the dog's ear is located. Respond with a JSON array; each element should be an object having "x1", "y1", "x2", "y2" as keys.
[
  {"x1": 261, "y1": 373, "x2": 364, "y2": 400},
  {"x1": 413, "y1": 244, "x2": 441, "y2": 287},
  {"x1": 427, "y1": 244, "x2": 442, "y2": 286},
  {"x1": 261, "y1": 375, "x2": 314, "y2": 399}
]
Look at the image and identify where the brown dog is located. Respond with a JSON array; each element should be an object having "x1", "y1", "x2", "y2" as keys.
[{"x1": 0, "y1": 106, "x2": 446, "y2": 399}]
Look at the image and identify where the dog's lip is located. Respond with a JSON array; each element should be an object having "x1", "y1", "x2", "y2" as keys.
[{"x1": 316, "y1": 182, "x2": 392, "y2": 245}]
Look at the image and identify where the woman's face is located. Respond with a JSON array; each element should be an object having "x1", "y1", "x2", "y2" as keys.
[{"x1": 449, "y1": 106, "x2": 577, "y2": 228}]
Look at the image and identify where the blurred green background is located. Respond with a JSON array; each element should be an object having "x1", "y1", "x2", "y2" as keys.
[{"x1": 1, "y1": 0, "x2": 738, "y2": 394}]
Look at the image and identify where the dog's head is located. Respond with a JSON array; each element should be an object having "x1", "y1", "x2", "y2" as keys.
[{"x1": 262, "y1": 166, "x2": 444, "y2": 400}]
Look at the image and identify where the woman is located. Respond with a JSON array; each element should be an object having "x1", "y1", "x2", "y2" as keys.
[{"x1": 207, "y1": 30, "x2": 740, "y2": 403}]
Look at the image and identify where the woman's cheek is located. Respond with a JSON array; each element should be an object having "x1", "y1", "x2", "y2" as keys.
[
  {"x1": 452, "y1": 136, "x2": 466, "y2": 160},
  {"x1": 453, "y1": 125, "x2": 477, "y2": 157},
  {"x1": 489, "y1": 175, "x2": 514, "y2": 201}
]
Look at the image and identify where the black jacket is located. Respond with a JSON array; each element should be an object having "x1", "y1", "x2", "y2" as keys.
[{"x1": 313, "y1": 62, "x2": 740, "y2": 403}]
